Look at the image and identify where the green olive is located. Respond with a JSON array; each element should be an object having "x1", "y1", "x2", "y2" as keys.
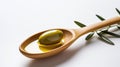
[{"x1": 38, "y1": 30, "x2": 63, "y2": 45}]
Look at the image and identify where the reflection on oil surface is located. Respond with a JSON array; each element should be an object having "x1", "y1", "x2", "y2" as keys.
[
  {"x1": 25, "y1": 40, "x2": 64, "y2": 53},
  {"x1": 25, "y1": 40, "x2": 44, "y2": 53}
]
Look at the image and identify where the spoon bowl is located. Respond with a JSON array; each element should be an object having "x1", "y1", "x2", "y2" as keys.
[
  {"x1": 19, "y1": 16, "x2": 120, "y2": 59},
  {"x1": 19, "y1": 29, "x2": 75, "y2": 59}
]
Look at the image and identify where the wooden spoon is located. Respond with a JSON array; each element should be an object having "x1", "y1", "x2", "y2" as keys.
[{"x1": 19, "y1": 16, "x2": 120, "y2": 59}]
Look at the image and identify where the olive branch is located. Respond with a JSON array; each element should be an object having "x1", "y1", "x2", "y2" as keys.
[{"x1": 74, "y1": 8, "x2": 120, "y2": 45}]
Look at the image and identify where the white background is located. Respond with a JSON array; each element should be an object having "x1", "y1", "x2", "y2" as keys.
[{"x1": 0, "y1": 0, "x2": 120, "y2": 67}]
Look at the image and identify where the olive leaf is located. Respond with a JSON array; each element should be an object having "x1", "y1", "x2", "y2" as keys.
[
  {"x1": 96, "y1": 14, "x2": 110, "y2": 31},
  {"x1": 97, "y1": 32, "x2": 114, "y2": 45},
  {"x1": 96, "y1": 14, "x2": 105, "y2": 21},
  {"x1": 116, "y1": 8, "x2": 120, "y2": 15},
  {"x1": 74, "y1": 21, "x2": 86, "y2": 28},
  {"x1": 117, "y1": 25, "x2": 120, "y2": 29},
  {"x1": 102, "y1": 31, "x2": 120, "y2": 37},
  {"x1": 85, "y1": 32, "x2": 94, "y2": 40},
  {"x1": 115, "y1": 8, "x2": 120, "y2": 29},
  {"x1": 117, "y1": 22, "x2": 120, "y2": 28},
  {"x1": 74, "y1": 21, "x2": 95, "y2": 40}
]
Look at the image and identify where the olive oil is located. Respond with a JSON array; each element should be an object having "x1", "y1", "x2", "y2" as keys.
[{"x1": 39, "y1": 39, "x2": 64, "y2": 52}]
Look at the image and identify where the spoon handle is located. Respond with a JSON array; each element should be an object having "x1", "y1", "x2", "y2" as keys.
[{"x1": 76, "y1": 16, "x2": 120, "y2": 37}]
